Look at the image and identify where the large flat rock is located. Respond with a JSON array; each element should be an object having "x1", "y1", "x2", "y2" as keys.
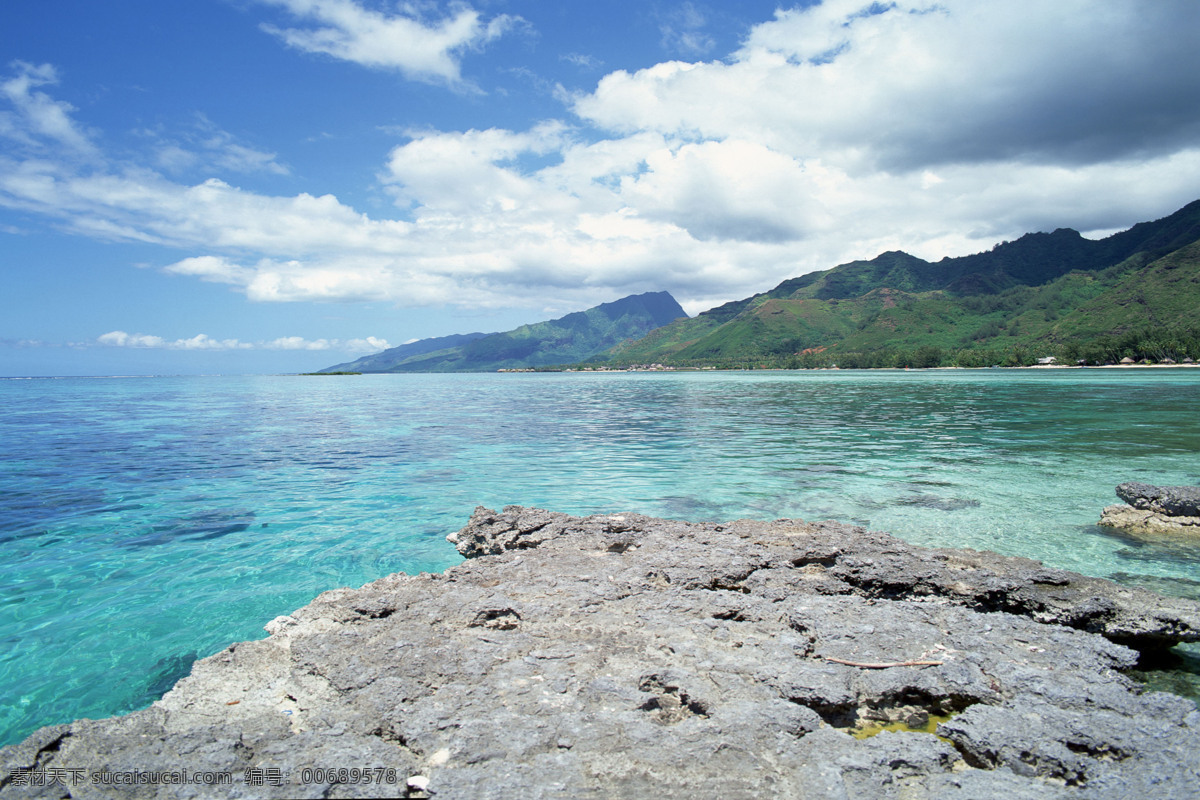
[{"x1": 4, "y1": 507, "x2": 1200, "y2": 799}]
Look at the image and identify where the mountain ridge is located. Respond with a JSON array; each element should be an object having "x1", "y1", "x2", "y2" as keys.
[
  {"x1": 321, "y1": 291, "x2": 686, "y2": 373},
  {"x1": 601, "y1": 199, "x2": 1200, "y2": 368}
]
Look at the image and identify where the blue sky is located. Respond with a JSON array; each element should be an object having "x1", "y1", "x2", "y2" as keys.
[{"x1": 3, "y1": 0, "x2": 1200, "y2": 375}]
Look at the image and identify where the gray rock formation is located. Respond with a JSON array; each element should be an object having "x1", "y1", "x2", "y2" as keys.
[
  {"x1": 1117, "y1": 482, "x2": 1200, "y2": 517},
  {"x1": 4, "y1": 506, "x2": 1200, "y2": 799},
  {"x1": 1100, "y1": 482, "x2": 1200, "y2": 536}
]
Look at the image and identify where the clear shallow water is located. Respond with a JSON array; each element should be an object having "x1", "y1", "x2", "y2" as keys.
[{"x1": 1, "y1": 369, "x2": 1199, "y2": 746}]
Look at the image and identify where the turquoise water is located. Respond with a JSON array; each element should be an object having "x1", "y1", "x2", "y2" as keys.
[{"x1": 1, "y1": 369, "x2": 1199, "y2": 746}]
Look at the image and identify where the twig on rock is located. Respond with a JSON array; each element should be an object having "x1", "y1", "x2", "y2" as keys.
[{"x1": 823, "y1": 657, "x2": 944, "y2": 669}]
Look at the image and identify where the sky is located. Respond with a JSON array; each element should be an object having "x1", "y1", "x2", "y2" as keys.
[{"x1": 2, "y1": 0, "x2": 1200, "y2": 375}]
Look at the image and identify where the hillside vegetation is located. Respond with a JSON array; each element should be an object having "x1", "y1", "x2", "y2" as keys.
[
  {"x1": 321, "y1": 291, "x2": 686, "y2": 373},
  {"x1": 600, "y1": 200, "x2": 1200, "y2": 369}
]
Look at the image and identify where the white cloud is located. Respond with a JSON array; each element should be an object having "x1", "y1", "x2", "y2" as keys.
[
  {"x1": 98, "y1": 331, "x2": 389, "y2": 353},
  {"x1": 164, "y1": 255, "x2": 256, "y2": 283},
  {"x1": 658, "y1": 3, "x2": 715, "y2": 57},
  {"x1": 573, "y1": 0, "x2": 1200, "y2": 170},
  {"x1": 0, "y1": 61, "x2": 97, "y2": 156},
  {"x1": 382, "y1": 122, "x2": 570, "y2": 213},
  {"x1": 5, "y1": 3, "x2": 1200, "y2": 321},
  {"x1": 257, "y1": 0, "x2": 515, "y2": 84},
  {"x1": 98, "y1": 331, "x2": 251, "y2": 350},
  {"x1": 562, "y1": 53, "x2": 603, "y2": 71},
  {"x1": 344, "y1": 336, "x2": 390, "y2": 352},
  {"x1": 8, "y1": 100, "x2": 1200, "y2": 316},
  {"x1": 98, "y1": 331, "x2": 164, "y2": 348},
  {"x1": 145, "y1": 114, "x2": 288, "y2": 177},
  {"x1": 265, "y1": 336, "x2": 330, "y2": 350},
  {"x1": 617, "y1": 139, "x2": 823, "y2": 242},
  {"x1": 178, "y1": 334, "x2": 252, "y2": 350}
]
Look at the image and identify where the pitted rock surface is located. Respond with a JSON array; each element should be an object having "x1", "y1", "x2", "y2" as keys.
[
  {"x1": 1100, "y1": 483, "x2": 1200, "y2": 536},
  {"x1": 4, "y1": 506, "x2": 1200, "y2": 799},
  {"x1": 1116, "y1": 482, "x2": 1200, "y2": 518}
]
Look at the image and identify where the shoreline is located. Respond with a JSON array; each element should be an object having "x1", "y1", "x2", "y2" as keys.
[
  {"x1": 4, "y1": 364, "x2": 1200, "y2": 379},
  {"x1": 565, "y1": 363, "x2": 1200, "y2": 373},
  {"x1": 4, "y1": 507, "x2": 1200, "y2": 798}
]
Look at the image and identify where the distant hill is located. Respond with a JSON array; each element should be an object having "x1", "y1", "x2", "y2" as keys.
[
  {"x1": 321, "y1": 332, "x2": 491, "y2": 373},
  {"x1": 320, "y1": 291, "x2": 687, "y2": 373},
  {"x1": 603, "y1": 200, "x2": 1200, "y2": 368}
]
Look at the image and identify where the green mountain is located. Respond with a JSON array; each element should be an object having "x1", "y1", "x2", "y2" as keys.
[
  {"x1": 321, "y1": 291, "x2": 687, "y2": 373},
  {"x1": 603, "y1": 200, "x2": 1200, "y2": 369},
  {"x1": 321, "y1": 331, "x2": 491, "y2": 373}
]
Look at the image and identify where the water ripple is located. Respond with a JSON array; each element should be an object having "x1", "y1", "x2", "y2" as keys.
[{"x1": 1, "y1": 370, "x2": 1199, "y2": 746}]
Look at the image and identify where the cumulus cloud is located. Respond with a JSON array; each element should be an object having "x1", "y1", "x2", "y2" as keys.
[
  {"x1": 382, "y1": 122, "x2": 570, "y2": 213},
  {"x1": 5, "y1": 3, "x2": 1200, "y2": 319},
  {"x1": 573, "y1": 0, "x2": 1200, "y2": 170},
  {"x1": 258, "y1": 335, "x2": 391, "y2": 351},
  {"x1": 266, "y1": 336, "x2": 329, "y2": 350},
  {"x1": 97, "y1": 331, "x2": 164, "y2": 348},
  {"x1": 98, "y1": 331, "x2": 251, "y2": 350},
  {"x1": 617, "y1": 139, "x2": 820, "y2": 242},
  {"x1": 257, "y1": 0, "x2": 515, "y2": 84},
  {"x1": 345, "y1": 336, "x2": 390, "y2": 352},
  {"x1": 98, "y1": 331, "x2": 389, "y2": 352}
]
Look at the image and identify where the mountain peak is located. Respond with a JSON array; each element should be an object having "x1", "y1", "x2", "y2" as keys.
[
  {"x1": 595, "y1": 291, "x2": 688, "y2": 327},
  {"x1": 600, "y1": 198, "x2": 1200, "y2": 367},
  {"x1": 319, "y1": 291, "x2": 686, "y2": 373}
]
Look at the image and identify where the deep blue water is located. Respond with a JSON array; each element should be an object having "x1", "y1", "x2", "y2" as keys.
[{"x1": 2, "y1": 370, "x2": 1199, "y2": 746}]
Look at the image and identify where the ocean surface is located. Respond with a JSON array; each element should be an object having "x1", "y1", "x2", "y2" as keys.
[{"x1": 2, "y1": 369, "x2": 1199, "y2": 746}]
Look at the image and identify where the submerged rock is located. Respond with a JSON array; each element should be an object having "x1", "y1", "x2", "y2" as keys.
[
  {"x1": 1100, "y1": 482, "x2": 1200, "y2": 536},
  {"x1": 4, "y1": 506, "x2": 1200, "y2": 798}
]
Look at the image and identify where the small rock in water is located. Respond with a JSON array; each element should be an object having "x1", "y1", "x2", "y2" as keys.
[
  {"x1": 1117, "y1": 482, "x2": 1200, "y2": 517},
  {"x1": 1100, "y1": 482, "x2": 1200, "y2": 536}
]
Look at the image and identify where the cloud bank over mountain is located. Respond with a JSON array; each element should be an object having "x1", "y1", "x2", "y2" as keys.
[{"x1": 3, "y1": 0, "x2": 1200, "y2": 373}]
